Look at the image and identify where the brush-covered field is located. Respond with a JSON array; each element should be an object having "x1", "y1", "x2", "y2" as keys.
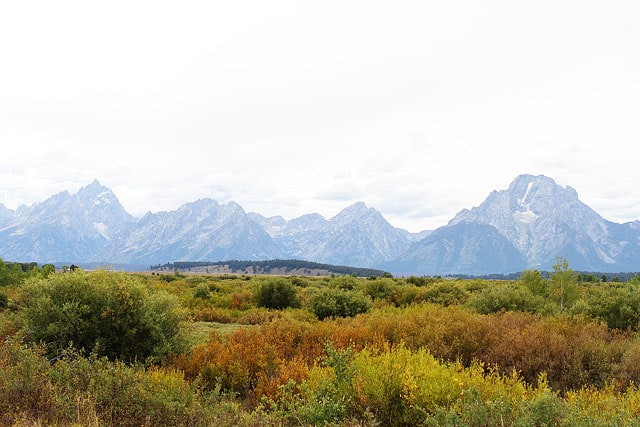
[{"x1": 3, "y1": 259, "x2": 640, "y2": 426}]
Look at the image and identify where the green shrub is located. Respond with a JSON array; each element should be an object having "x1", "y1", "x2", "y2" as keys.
[
  {"x1": 363, "y1": 278, "x2": 395, "y2": 301},
  {"x1": 515, "y1": 390, "x2": 566, "y2": 427},
  {"x1": 0, "y1": 341, "x2": 57, "y2": 424},
  {"x1": 421, "y1": 281, "x2": 469, "y2": 306},
  {"x1": 20, "y1": 270, "x2": 186, "y2": 363},
  {"x1": 329, "y1": 275, "x2": 358, "y2": 290},
  {"x1": 520, "y1": 269, "x2": 548, "y2": 297},
  {"x1": 0, "y1": 290, "x2": 7, "y2": 308},
  {"x1": 0, "y1": 341, "x2": 232, "y2": 426},
  {"x1": 572, "y1": 282, "x2": 640, "y2": 330},
  {"x1": 254, "y1": 278, "x2": 299, "y2": 310},
  {"x1": 193, "y1": 284, "x2": 211, "y2": 299},
  {"x1": 405, "y1": 275, "x2": 440, "y2": 287},
  {"x1": 466, "y1": 282, "x2": 546, "y2": 314},
  {"x1": 309, "y1": 288, "x2": 372, "y2": 320},
  {"x1": 298, "y1": 343, "x2": 353, "y2": 425}
]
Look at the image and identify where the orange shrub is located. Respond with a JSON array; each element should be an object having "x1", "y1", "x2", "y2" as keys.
[
  {"x1": 479, "y1": 313, "x2": 625, "y2": 392},
  {"x1": 176, "y1": 318, "x2": 333, "y2": 401},
  {"x1": 176, "y1": 302, "x2": 640, "y2": 404},
  {"x1": 192, "y1": 307, "x2": 234, "y2": 323},
  {"x1": 229, "y1": 290, "x2": 254, "y2": 310},
  {"x1": 238, "y1": 309, "x2": 283, "y2": 325}
]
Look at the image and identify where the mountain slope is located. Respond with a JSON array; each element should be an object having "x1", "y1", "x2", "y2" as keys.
[
  {"x1": 0, "y1": 204, "x2": 16, "y2": 228},
  {"x1": 385, "y1": 222, "x2": 527, "y2": 275},
  {"x1": 275, "y1": 202, "x2": 410, "y2": 267},
  {"x1": 112, "y1": 199, "x2": 283, "y2": 264},
  {"x1": 0, "y1": 180, "x2": 134, "y2": 262},
  {"x1": 399, "y1": 174, "x2": 640, "y2": 273}
]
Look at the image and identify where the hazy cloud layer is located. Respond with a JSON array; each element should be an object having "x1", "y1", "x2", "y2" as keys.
[{"x1": 1, "y1": 1, "x2": 639, "y2": 231}]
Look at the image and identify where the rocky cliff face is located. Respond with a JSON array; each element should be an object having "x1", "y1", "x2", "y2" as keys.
[
  {"x1": 399, "y1": 174, "x2": 640, "y2": 273},
  {"x1": 452, "y1": 175, "x2": 606, "y2": 261},
  {"x1": 0, "y1": 180, "x2": 134, "y2": 262},
  {"x1": 273, "y1": 202, "x2": 411, "y2": 268}
]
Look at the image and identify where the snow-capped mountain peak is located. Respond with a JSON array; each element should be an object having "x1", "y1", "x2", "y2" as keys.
[{"x1": 431, "y1": 174, "x2": 632, "y2": 272}]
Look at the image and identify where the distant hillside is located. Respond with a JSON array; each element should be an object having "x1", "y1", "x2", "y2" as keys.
[{"x1": 150, "y1": 259, "x2": 391, "y2": 277}]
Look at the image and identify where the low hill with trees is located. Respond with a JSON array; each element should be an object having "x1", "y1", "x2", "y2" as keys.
[{"x1": 149, "y1": 259, "x2": 391, "y2": 278}]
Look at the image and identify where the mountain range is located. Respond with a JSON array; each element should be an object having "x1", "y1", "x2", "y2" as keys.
[{"x1": 1, "y1": 175, "x2": 639, "y2": 275}]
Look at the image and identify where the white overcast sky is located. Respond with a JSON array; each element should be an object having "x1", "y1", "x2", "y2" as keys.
[{"x1": 1, "y1": 1, "x2": 639, "y2": 232}]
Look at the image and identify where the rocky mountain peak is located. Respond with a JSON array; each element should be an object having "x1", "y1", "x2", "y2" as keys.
[
  {"x1": 76, "y1": 180, "x2": 121, "y2": 208},
  {"x1": 506, "y1": 175, "x2": 580, "y2": 214},
  {"x1": 452, "y1": 174, "x2": 591, "y2": 224},
  {"x1": 445, "y1": 174, "x2": 619, "y2": 271},
  {"x1": 331, "y1": 202, "x2": 392, "y2": 230},
  {"x1": 0, "y1": 203, "x2": 16, "y2": 225},
  {"x1": 333, "y1": 201, "x2": 370, "y2": 218}
]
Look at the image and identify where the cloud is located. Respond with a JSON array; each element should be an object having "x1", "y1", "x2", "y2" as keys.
[
  {"x1": 315, "y1": 187, "x2": 362, "y2": 203},
  {"x1": 1, "y1": 1, "x2": 639, "y2": 232}
]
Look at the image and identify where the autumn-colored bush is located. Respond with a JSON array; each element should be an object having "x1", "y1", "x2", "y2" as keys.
[
  {"x1": 192, "y1": 307, "x2": 234, "y2": 323},
  {"x1": 478, "y1": 313, "x2": 628, "y2": 392},
  {"x1": 229, "y1": 290, "x2": 254, "y2": 310},
  {"x1": 300, "y1": 344, "x2": 566, "y2": 426},
  {"x1": 180, "y1": 304, "x2": 580, "y2": 403},
  {"x1": 337, "y1": 304, "x2": 491, "y2": 364},
  {"x1": 611, "y1": 339, "x2": 640, "y2": 386},
  {"x1": 175, "y1": 317, "x2": 334, "y2": 401},
  {"x1": 0, "y1": 340, "x2": 231, "y2": 426}
]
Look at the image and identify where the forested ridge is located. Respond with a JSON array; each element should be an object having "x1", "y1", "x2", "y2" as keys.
[{"x1": 151, "y1": 259, "x2": 390, "y2": 278}]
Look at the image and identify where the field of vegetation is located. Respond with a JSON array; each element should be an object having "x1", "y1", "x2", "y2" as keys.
[{"x1": 4, "y1": 257, "x2": 640, "y2": 425}]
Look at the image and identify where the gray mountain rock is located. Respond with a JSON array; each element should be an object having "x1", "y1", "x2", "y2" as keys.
[
  {"x1": 0, "y1": 203, "x2": 16, "y2": 226},
  {"x1": 0, "y1": 180, "x2": 134, "y2": 262},
  {"x1": 113, "y1": 199, "x2": 283, "y2": 264},
  {"x1": 398, "y1": 174, "x2": 640, "y2": 274},
  {"x1": 385, "y1": 222, "x2": 527, "y2": 275},
  {"x1": 276, "y1": 202, "x2": 411, "y2": 267}
]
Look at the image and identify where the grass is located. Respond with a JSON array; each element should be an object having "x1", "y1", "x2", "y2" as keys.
[{"x1": 184, "y1": 321, "x2": 253, "y2": 345}]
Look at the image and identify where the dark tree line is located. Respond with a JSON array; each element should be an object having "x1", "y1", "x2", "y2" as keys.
[{"x1": 150, "y1": 259, "x2": 391, "y2": 277}]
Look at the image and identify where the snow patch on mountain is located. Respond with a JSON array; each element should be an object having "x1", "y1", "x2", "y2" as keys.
[
  {"x1": 513, "y1": 210, "x2": 538, "y2": 224},
  {"x1": 93, "y1": 191, "x2": 114, "y2": 206},
  {"x1": 94, "y1": 222, "x2": 109, "y2": 239},
  {"x1": 10, "y1": 228, "x2": 25, "y2": 236},
  {"x1": 519, "y1": 180, "x2": 535, "y2": 207}
]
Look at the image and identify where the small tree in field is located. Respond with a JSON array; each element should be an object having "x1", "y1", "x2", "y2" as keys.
[{"x1": 549, "y1": 256, "x2": 579, "y2": 312}]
